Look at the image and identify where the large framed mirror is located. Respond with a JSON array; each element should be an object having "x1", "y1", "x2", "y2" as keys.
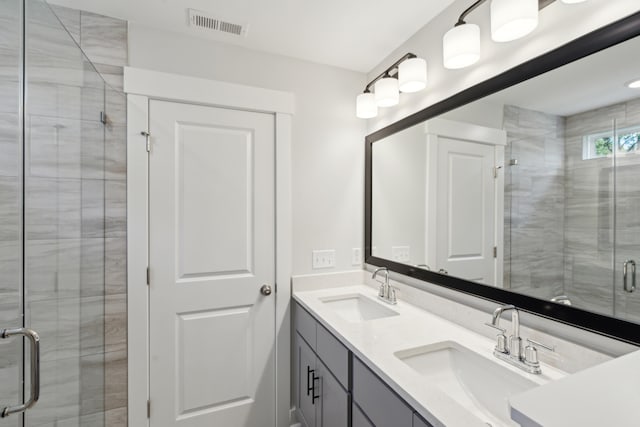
[{"x1": 365, "y1": 10, "x2": 640, "y2": 345}]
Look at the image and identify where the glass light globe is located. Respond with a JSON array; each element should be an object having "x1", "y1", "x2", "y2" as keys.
[
  {"x1": 399, "y1": 57, "x2": 427, "y2": 93},
  {"x1": 491, "y1": 0, "x2": 538, "y2": 42},
  {"x1": 356, "y1": 92, "x2": 378, "y2": 118},
  {"x1": 443, "y1": 24, "x2": 481, "y2": 69},
  {"x1": 374, "y1": 77, "x2": 399, "y2": 107}
]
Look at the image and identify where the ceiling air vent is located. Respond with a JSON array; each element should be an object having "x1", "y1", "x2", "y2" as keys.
[{"x1": 188, "y1": 9, "x2": 248, "y2": 37}]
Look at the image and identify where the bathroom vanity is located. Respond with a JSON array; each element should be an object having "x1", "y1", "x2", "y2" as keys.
[
  {"x1": 293, "y1": 281, "x2": 567, "y2": 427},
  {"x1": 292, "y1": 272, "x2": 640, "y2": 427}
]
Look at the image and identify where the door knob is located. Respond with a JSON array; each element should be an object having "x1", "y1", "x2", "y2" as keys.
[{"x1": 260, "y1": 284, "x2": 272, "y2": 296}]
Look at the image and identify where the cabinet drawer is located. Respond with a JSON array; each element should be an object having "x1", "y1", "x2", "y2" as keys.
[
  {"x1": 353, "y1": 357, "x2": 413, "y2": 427},
  {"x1": 413, "y1": 413, "x2": 434, "y2": 427},
  {"x1": 316, "y1": 324, "x2": 349, "y2": 389},
  {"x1": 295, "y1": 302, "x2": 317, "y2": 349},
  {"x1": 352, "y1": 403, "x2": 373, "y2": 427}
]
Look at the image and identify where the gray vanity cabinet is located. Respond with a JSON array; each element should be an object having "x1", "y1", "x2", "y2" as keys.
[
  {"x1": 294, "y1": 302, "x2": 434, "y2": 427},
  {"x1": 294, "y1": 304, "x2": 349, "y2": 427},
  {"x1": 352, "y1": 357, "x2": 413, "y2": 427}
]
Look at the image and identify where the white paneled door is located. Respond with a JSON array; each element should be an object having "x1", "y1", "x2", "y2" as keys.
[
  {"x1": 436, "y1": 137, "x2": 496, "y2": 285},
  {"x1": 148, "y1": 100, "x2": 276, "y2": 427}
]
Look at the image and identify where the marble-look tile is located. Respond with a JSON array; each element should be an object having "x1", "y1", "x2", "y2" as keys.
[
  {"x1": 81, "y1": 237, "x2": 105, "y2": 298},
  {"x1": 0, "y1": 112, "x2": 21, "y2": 177},
  {"x1": 27, "y1": 115, "x2": 82, "y2": 179},
  {"x1": 80, "y1": 11, "x2": 128, "y2": 68},
  {"x1": 623, "y1": 95, "x2": 640, "y2": 126},
  {"x1": 0, "y1": 177, "x2": 20, "y2": 241},
  {"x1": 98, "y1": 64, "x2": 124, "y2": 93},
  {"x1": 0, "y1": 241, "x2": 20, "y2": 299},
  {"x1": 49, "y1": 4, "x2": 81, "y2": 47},
  {"x1": 25, "y1": 239, "x2": 82, "y2": 302},
  {"x1": 79, "y1": 352, "x2": 106, "y2": 416},
  {"x1": 81, "y1": 120, "x2": 106, "y2": 180},
  {"x1": 105, "y1": 406, "x2": 127, "y2": 427},
  {"x1": 105, "y1": 350, "x2": 127, "y2": 411},
  {"x1": 0, "y1": 80, "x2": 20, "y2": 114},
  {"x1": 25, "y1": 177, "x2": 81, "y2": 240},
  {"x1": 81, "y1": 179, "x2": 105, "y2": 238},
  {"x1": 105, "y1": 237, "x2": 126, "y2": 295},
  {"x1": 105, "y1": 125, "x2": 126, "y2": 181},
  {"x1": 105, "y1": 180, "x2": 126, "y2": 238},
  {"x1": 27, "y1": 83, "x2": 82, "y2": 121},
  {"x1": 105, "y1": 87, "x2": 126, "y2": 125},
  {"x1": 105, "y1": 294, "x2": 126, "y2": 354}
]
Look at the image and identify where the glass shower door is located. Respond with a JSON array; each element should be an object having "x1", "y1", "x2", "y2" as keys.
[
  {"x1": 1, "y1": 1, "x2": 108, "y2": 425},
  {"x1": 614, "y1": 118, "x2": 640, "y2": 322}
]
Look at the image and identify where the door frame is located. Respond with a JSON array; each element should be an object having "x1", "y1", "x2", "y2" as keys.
[{"x1": 124, "y1": 67, "x2": 294, "y2": 427}]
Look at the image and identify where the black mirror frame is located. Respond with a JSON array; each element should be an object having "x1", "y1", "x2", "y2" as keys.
[{"x1": 365, "y1": 10, "x2": 640, "y2": 346}]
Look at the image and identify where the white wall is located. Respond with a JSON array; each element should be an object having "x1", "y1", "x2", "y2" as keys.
[
  {"x1": 367, "y1": 0, "x2": 640, "y2": 132},
  {"x1": 128, "y1": 24, "x2": 366, "y2": 275}
]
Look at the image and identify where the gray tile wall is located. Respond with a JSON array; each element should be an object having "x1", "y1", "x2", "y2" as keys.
[
  {"x1": 503, "y1": 105, "x2": 566, "y2": 300},
  {"x1": 0, "y1": 2, "x2": 127, "y2": 426},
  {"x1": 565, "y1": 98, "x2": 640, "y2": 320},
  {"x1": 0, "y1": 0, "x2": 23, "y2": 426}
]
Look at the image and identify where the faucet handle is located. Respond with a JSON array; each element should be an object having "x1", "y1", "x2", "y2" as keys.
[
  {"x1": 484, "y1": 322, "x2": 506, "y2": 333},
  {"x1": 526, "y1": 338, "x2": 555, "y2": 352},
  {"x1": 484, "y1": 323, "x2": 508, "y2": 354},
  {"x1": 524, "y1": 338, "x2": 555, "y2": 368}
]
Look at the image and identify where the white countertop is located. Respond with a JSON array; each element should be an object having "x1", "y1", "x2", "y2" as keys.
[
  {"x1": 510, "y1": 348, "x2": 640, "y2": 427},
  {"x1": 294, "y1": 285, "x2": 567, "y2": 427}
]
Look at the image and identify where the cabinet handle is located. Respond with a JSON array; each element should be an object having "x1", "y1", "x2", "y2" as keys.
[
  {"x1": 306, "y1": 366, "x2": 314, "y2": 396},
  {"x1": 311, "y1": 374, "x2": 320, "y2": 404}
]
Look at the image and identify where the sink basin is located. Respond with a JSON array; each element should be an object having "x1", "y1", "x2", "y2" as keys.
[
  {"x1": 395, "y1": 341, "x2": 538, "y2": 426},
  {"x1": 320, "y1": 294, "x2": 399, "y2": 322}
]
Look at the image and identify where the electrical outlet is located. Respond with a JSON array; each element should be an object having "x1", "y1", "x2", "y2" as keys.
[
  {"x1": 312, "y1": 249, "x2": 336, "y2": 269},
  {"x1": 351, "y1": 248, "x2": 363, "y2": 265},
  {"x1": 392, "y1": 246, "x2": 410, "y2": 263}
]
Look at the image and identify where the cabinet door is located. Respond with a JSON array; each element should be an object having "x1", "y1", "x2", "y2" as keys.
[
  {"x1": 353, "y1": 403, "x2": 374, "y2": 427},
  {"x1": 296, "y1": 334, "x2": 317, "y2": 427},
  {"x1": 316, "y1": 359, "x2": 349, "y2": 427},
  {"x1": 353, "y1": 357, "x2": 413, "y2": 427},
  {"x1": 413, "y1": 413, "x2": 434, "y2": 427}
]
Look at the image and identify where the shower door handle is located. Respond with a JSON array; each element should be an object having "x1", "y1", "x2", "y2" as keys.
[
  {"x1": 623, "y1": 260, "x2": 636, "y2": 293},
  {"x1": 0, "y1": 328, "x2": 40, "y2": 417}
]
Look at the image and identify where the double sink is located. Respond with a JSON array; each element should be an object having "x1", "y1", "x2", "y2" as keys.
[{"x1": 320, "y1": 292, "x2": 543, "y2": 426}]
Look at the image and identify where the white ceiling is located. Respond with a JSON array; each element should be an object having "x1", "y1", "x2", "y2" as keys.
[
  {"x1": 47, "y1": 0, "x2": 455, "y2": 72},
  {"x1": 487, "y1": 33, "x2": 640, "y2": 117}
]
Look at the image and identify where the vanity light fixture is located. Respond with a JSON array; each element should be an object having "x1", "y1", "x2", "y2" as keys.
[
  {"x1": 443, "y1": 0, "x2": 583, "y2": 70},
  {"x1": 627, "y1": 79, "x2": 640, "y2": 89},
  {"x1": 356, "y1": 53, "x2": 427, "y2": 118}
]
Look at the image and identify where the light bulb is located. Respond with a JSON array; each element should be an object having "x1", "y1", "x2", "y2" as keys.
[
  {"x1": 356, "y1": 92, "x2": 378, "y2": 118},
  {"x1": 560, "y1": 0, "x2": 588, "y2": 3},
  {"x1": 399, "y1": 57, "x2": 427, "y2": 93},
  {"x1": 491, "y1": 0, "x2": 538, "y2": 42},
  {"x1": 627, "y1": 79, "x2": 640, "y2": 89},
  {"x1": 374, "y1": 77, "x2": 399, "y2": 107},
  {"x1": 443, "y1": 24, "x2": 481, "y2": 69}
]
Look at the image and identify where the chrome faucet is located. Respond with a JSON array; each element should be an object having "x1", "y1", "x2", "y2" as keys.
[
  {"x1": 486, "y1": 304, "x2": 555, "y2": 374},
  {"x1": 372, "y1": 267, "x2": 397, "y2": 305}
]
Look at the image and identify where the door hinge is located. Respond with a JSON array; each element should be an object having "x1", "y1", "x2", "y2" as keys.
[
  {"x1": 493, "y1": 246, "x2": 498, "y2": 258},
  {"x1": 100, "y1": 111, "x2": 108, "y2": 125},
  {"x1": 141, "y1": 131, "x2": 151, "y2": 152},
  {"x1": 147, "y1": 400, "x2": 150, "y2": 418},
  {"x1": 493, "y1": 166, "x2": 503, "y2": 178},
  {"x1": 146, "y1": 267, "x2": 150, "y2": 286}
]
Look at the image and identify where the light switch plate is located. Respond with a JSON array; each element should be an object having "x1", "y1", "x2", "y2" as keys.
[
  {"x1": 351, "y1": 248, "x2": 363, "y2": 265},
  {"x1": 312, "y1": 249, "x2": 336, "y2": 269}
]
